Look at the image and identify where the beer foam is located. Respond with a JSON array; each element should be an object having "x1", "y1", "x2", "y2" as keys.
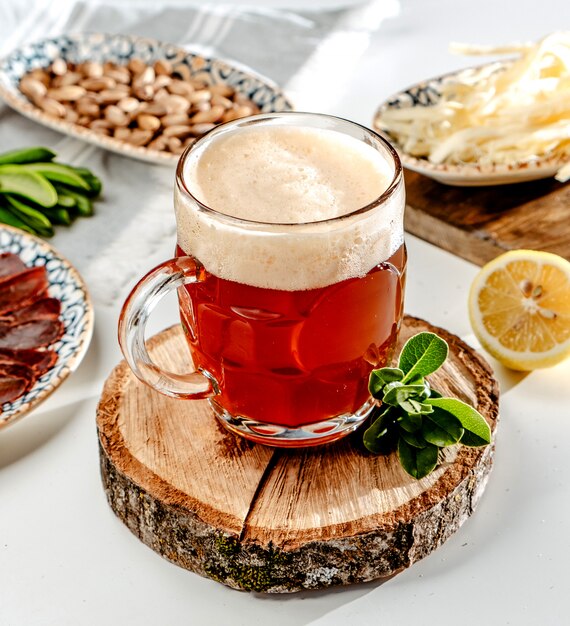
[{"x1": 175, "y1": 125, "x2": 404, "y2": 290}]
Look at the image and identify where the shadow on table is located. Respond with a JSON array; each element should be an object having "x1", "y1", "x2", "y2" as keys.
[
  {"x1": 251, "y1": 574, "x2": 394, "y2": 618},
  {"x1": 0, "y1": 396, "x2": 92, "y2": 469},
  {"x1": 491, "y1": 360, "x2": 529, "y2": 396},
  {"x1": 0, "y1": 332, "x2": 103, "y2": 469}
]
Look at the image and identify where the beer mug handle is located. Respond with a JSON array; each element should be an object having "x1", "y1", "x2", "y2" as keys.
[{"x1": 118, "y1": 256, "x2": 217, "y2": 400}]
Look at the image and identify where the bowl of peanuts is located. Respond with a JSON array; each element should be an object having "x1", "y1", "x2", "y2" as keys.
[{"x1": 0, "y1": 32, "x2": 293, "y2": 164}]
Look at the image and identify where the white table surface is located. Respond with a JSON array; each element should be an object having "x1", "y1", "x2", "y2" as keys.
[{"x1": 1, "y1": 1, "x2": 569, "y2": 625}]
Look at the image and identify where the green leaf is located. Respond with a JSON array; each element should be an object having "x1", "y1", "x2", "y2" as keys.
[
  {"x1": 71, "y1": 167, "x2": 102, "y2": 196},
  {"x1": 369, "y1": 367, "x2": 404, "y2": 397},
  {"x1": 460, "y1": 430, "x2": 491, "y2": 447},
  {"x1": 421, "y1": 407, "x2": 464, "y2": 447},
  {"x1": 383, "y1": 383, "x2": 426, "y2": 406},
  {"x1": 8, "y1": 204, "x2": 54, "y2": 237},
  {"x1": 417, "y1": 379, "x2": 432, "y2": 400},
  {"x1": 399, "y1": 332, "x2": 449, "y2": 382},
  {"x1": 5, "y1": 196, "x2": 54, "y2": 237},
  {"x1": 399, "y1": 427, "x2": 427, "y2": 449},
  {"x1": 400, "y1": 398, "x2": 433, "y2": 416},
  {"x1": 5, "y1": 194, "x2": 52, "y2": 223},
  {"x1": 398, "y1": 411, "x2": 422, "y2": 432},
  {"x1": 41, "y1": 206, "x2": 72, "y2": 225},
  {"x1": 427, "y1": 397, "x2": 491, "y2": 446},
  {"x1": 363, "y1": 407, "x2": 398, "y2": 454},
  {"x1": 398, "y1": 438, "x2": 439, "y2": 479},
  {"x1": 428, "y1": 387, "x2": 443, "y2": 399},
  {"x1": 0, "y1": 166, "x2": 57, "y2": 207},
  {"x1": 0, "y1": 147, "x2": 56, "y2": 165},
  {"x1": 21, "y1": 163, "x2": 91, "y2": 190},
  {"x1": 54, "y1": 185, "x2": 93, "y2": 216},
  {"x1": 400, "y1": 398, "x2": 422, "y2": 414},
  {"x1": 56, "y1": 192, "x2": 76, "y2": 208},
  {"x1": 0, "y1": 205, "x2": 36, "y2": 234}
]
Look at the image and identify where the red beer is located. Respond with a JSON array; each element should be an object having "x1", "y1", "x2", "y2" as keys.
[{"x1": 178, "y1": 244, "x2": 406, "y2": 428}]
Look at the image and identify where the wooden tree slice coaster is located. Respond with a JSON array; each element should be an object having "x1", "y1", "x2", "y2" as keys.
[{"x1": 97, "y1": 315, "x2": 499, "y2": 593}]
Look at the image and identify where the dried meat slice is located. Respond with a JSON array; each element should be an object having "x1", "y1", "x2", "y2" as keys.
[
  {"x1": 0, "y1": 347, "x2": 57, "y2": 375},
  {"x1": 0, "y1": 319, "x2": 64, "y2": 350},
  {"x1": 0, "y1": 297, "x2": 61, "y2": 324},
  {"x1": 0, "y1": 375, "x2": 28, "y2": 405},
  {"x1": 0, "y1": 362, "x2": 35, "y2": 391},
  {"x1": 0, "y1": 253, "x2": 27, "y2": 279},
  {"x1": 0, "y1": 266, "x2": 49, "y2": 315},
  {"x1": 0, "y1": 254, "x2": 65, "y2": 412}
]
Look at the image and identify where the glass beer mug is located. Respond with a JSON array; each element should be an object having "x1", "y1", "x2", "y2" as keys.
[{"x1": 119, "y1": 112, "x2": 406, "y2": 447}]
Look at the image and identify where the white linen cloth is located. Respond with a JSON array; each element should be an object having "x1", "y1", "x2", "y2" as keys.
[{"x1": 0, "y1": 0, "x2": 398, "y2": 305}]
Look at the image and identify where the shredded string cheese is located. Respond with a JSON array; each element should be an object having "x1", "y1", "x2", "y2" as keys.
[{"x1": 378, "y1": 32, "x2": 570, "y2": 182}]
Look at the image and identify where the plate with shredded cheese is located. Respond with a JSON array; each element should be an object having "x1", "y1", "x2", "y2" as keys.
[{"x1": 373, "y1": 32, "x2": 570, "y2": 186}]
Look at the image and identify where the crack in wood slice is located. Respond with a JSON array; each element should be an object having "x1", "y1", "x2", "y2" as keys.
[{"x1": 97, "y1": 315, "x2": 499, "y2": 592}]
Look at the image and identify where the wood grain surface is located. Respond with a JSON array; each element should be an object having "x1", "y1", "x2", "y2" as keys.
[
  {"x1": 96, "y1": 316, "x2": 499, "y2": 593},
  {"x1": 405, "y1": 170, "x2": 570, "y2": 265}
]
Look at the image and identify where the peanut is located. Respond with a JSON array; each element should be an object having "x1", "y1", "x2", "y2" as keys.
[{"x1": 18, "y1": 58, "x2": 262, "y2": 156}]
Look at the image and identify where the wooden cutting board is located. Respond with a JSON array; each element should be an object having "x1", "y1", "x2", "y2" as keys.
[
  {"x1": 404, "y1": 170, "x2": 570, "y2": 264},
  {"x1": 96, "y1": 316, "x2": 499, "y2": 593}
]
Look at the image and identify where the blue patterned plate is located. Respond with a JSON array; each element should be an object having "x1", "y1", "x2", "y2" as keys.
[
  {"x1": 0, "y1": 32, "x2": 293, "y2": 165},
  {"x1": 373, "y1": 63, "x2": 567, "y2": 186},
  {"x1": 0, "y1": 225, "x2": 93, "y2": 429}
]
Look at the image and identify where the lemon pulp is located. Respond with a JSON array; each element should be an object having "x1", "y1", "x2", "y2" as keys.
[{"x1": 469, "y1": 250, "x2": 570, "y2": 370}]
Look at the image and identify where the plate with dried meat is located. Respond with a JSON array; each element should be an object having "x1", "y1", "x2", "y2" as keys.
[{"x1": 0, "y1": 224, "x2": 93, "y2": 429}]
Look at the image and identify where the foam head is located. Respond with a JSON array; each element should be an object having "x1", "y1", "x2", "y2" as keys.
[{"x1": 175, "y1": 116, "x2": 405, "y2": 290}]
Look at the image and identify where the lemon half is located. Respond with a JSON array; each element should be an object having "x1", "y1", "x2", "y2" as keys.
[{"x1": 469, "y1": 250, "x2": 570, "y2": 371}]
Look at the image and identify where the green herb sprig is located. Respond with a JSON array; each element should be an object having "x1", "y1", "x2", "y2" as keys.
[{"x1": 364, "y1": 332, "x2": 491, "y2": 479}]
